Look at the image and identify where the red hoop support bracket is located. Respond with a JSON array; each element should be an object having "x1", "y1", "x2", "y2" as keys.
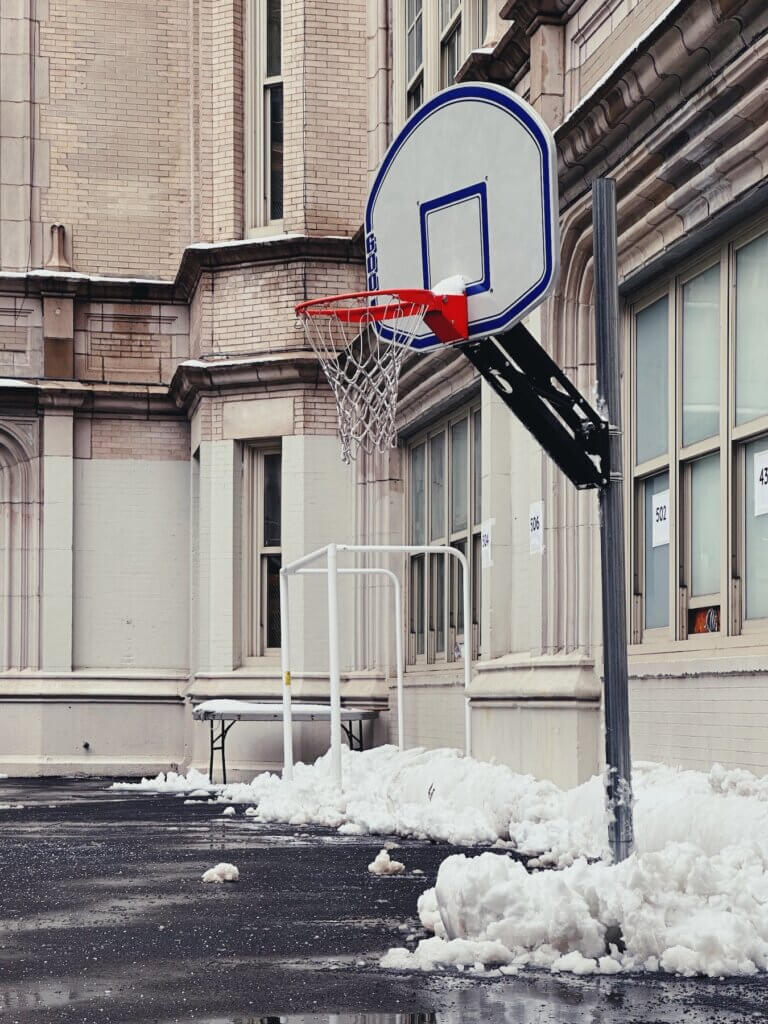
[{"x1": 295, "y1": 288, "x2": 469, "y2": 344}]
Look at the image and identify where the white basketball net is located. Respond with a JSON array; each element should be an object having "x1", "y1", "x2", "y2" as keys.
[{"x1": 297, "y1": 294, "x2": 429, "y2": 464}]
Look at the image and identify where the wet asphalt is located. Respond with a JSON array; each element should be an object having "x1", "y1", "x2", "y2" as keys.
[{"x1": 0, "y1": 779, "x2": 767, "y2": 1023}]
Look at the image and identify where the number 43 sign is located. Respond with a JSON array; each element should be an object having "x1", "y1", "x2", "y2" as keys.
[{"x1": 755, "y1": 450, "x2": 768, "y2": 517}]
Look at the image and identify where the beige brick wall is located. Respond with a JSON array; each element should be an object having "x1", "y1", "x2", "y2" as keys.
[
  {"x1": 191, "y1": 259, "x2": 363, "y2": 358},
  {"x1": 39, "y1": 0, "x2": 193, "y2": 276},
  {"x1": 76, "y1": 418, "x2": 190, "y2": 462},
  {"x1": 194, "y1": 388, "x2": 339, "y2": 443},
  {"x1": 390, "y1": 677, "x2": 467, "y2": 752},
  {"x1": 630, "y1": 675, "x2": 768, "y2": 774},
  {"x1": 283, "y1": 0, "x2": 368, "y2": 236}
]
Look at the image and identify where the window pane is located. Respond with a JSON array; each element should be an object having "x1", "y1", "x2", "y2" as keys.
[
  {"x1": 430, "y1": 552, "x2": 445, "y2": 652},
  {"x1": 451, "y1": 419, "x2": 468, "y2": 532},
  {"x1": 411, "y1": 442, "x2": 426, "y2": 544},
  {"x1": 440, "y1": 22, "x2": 461, "y2": 87},
  {"x1": 643, "y1": 471, "x2": 669, "y2": 629},
  {"x1": 745, "y1": 438, "x2": 768, "y2": 619},
  {"x1": 736, "y1": 233, "x2": 768, "y2": 426},
  {"x1": 479, "y1": 0, "x2": 488, "y2": 41},
  {"x1": 440, "y1": 0, "x2": 459, "y2": 29},
  {"x1": 691, "y1": 453, "x2": 720, "y2": 597},
  {"x1": 267, "y1": 84, "x2": 283, "y2": 220},
  {"x1": 406, "y1": 77, "x2": 423, "y2": 116},
  {"x1": 473, "y1": 409, "x2": 481, "y2": 525},
  {"x1": 266, "y1": 0, "x2": 281, "y2": 77},
  {"x1": 451, "y1": 539, "x2": 466, "y2": 636},
  {"x1": 682, "y1": 264, "x2": 720, "y2": 446},
  {"x1": 264, "y1": 554, "x2": 281, "y2": 647},
  {"x1": 635, "y1": 297, "x2": 668, "y2": 464},
  {"x1": 406, "y1": 0, "x2": 422, "y2": 25},
  {"x1": 410, "y1": 554, "x2": 425, "y2": 656},
  {"x1": 430, "y1": 434, "x2": 445, "y2": 540},
  {"x1": 407, "y1": 12, "x2": 422, "y2": 81},
  {"x1": 263, "y1": 453, "x2": 281, "y2": 546}
]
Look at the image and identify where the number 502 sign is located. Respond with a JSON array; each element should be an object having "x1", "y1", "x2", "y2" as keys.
[{"x1": 652, "y1": 489, "x2": 669, "y2": 548}]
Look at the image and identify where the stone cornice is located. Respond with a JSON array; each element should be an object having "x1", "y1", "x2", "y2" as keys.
[
  {"x1": 556, "y1": 0, "x2": 765, "y2": 209},
  {"x1": 169, "y1": 352, "x2": 325, "y2": 411},
  {"x1": 173, "y1": 233, "x2": 363, "y2": 298},
  {"x1": 0, "y1": 234, "x2": 363, "y2": 305},
  {"x1": 0, "y1": 379, "x2": 181, "y2": 418}
]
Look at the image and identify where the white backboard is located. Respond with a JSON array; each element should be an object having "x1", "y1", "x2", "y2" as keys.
[{"x1": 365, "y1": 83, "x2": 559, "y2": 351}]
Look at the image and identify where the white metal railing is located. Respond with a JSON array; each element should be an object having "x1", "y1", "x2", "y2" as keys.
[{"x1": 280, "y1": 543, "x2": 471, "y2": 786}]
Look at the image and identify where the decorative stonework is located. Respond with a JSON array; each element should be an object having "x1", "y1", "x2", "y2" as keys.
[
  {"x1": 0, "y1": 300, "x2": 43, "y2": 377},
  {"x1": 74, "y1": 304, "x2": 189, "y2": 385}
]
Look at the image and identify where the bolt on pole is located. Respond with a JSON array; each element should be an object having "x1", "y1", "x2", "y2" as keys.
[{"x1": 593, "y1": 177, "x2": 634, "y2": 863}]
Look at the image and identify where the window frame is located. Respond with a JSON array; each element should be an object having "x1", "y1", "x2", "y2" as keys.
[
  {"x1": 393, "y1": 0, "x2": 488, "y2": 126},
  {"x1": 243, "y1": 444, "x2": 282, "y2": 660},
  {"x1": 406, "y1": 403, "x2": 481, "y2": 666},
  {"x1": 628, "y1": 217, "x2": 768, "y2": 653},
  {"x1": 245, "y1": 0, "x2": 284, "y2": 237}
]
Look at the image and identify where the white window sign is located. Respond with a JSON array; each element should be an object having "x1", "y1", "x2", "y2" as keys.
[
  {"x1": 754, "y1": 449, "x2": 768, "y2": 517},
  {"x1": 481, "y1": 518, "x2": 495, "y2": 568},
  {"x1": 529, "y1": 500, "x2": 544, "y2": 555},
  {"x1": 652, "y1": 488, "x2": 670, "y2": 548}
]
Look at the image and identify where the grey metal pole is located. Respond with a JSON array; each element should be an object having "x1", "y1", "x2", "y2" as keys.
[{"x1": 593, "y1": 178, "x2": 634, "y2": 863}]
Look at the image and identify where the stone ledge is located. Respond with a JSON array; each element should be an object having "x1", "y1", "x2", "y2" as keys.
[{"x1": 471, "y1": 653, "x2": 601, "y2": 701}]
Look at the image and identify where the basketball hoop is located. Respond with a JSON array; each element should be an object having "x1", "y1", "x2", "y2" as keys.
[{"x1": 295, "y1": 288, "x2": 468, "y2": 463}]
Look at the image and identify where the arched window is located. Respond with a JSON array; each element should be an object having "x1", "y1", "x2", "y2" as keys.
[{"x1": 0, "y1": 422, "x2": 41, "y2": 671}]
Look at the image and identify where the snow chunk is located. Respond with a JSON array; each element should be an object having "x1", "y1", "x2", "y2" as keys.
[
  {"x1": 221, "y1": 806, "x2": 236, "y2": 817},
  {"x1": 201, "y1": 862, "x2": 240, "y2": 884},
  {"x1": 110, "y1": 768, "x2": 217, "y2": 795},
  {"x1": 369, "y1": 849, "x2": 405, "y2": 875},
  {"x1": 432, "y1": 275, "x2": 466, "y2": 296}
]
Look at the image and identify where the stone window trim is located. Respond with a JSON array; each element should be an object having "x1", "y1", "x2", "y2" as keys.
[
  {"x1": 406, "y1": 402, "x2": 481, "y2": 667},
  {"x1": 244, "y1": 0, "x2": 284, "y2": 236},
  {"x1": 242, "y1": 442, "x2": 282, "y2": 660},
  {"x1": 627, "y1": 216, "x2": 768, "y2": 655}
]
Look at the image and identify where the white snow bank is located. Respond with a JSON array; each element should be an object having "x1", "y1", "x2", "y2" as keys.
[
  {"x1": 112, "y1": 751, "x2": 768, "y2": 870},
  {"x1": 386, "y1": 840, "x2": 768, "y2": 977},
  {"x1": 110, "y1": 768, "x2": 217, "y2": 794},
  {"x1": 369, "y1": 849, "x2": 405, "y2": 875},
  {"x1": 216, "y1": 745, "x2": 568, "y2": 848},
  {"x1": 201, "y1": 862, "x2": 239, "y2": 883}
]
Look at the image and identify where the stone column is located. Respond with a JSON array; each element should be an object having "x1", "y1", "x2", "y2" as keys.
[
  {"x1": 41, "y1": 410, "x2": 73, "y2": 671},
  {"x1": 197, "y1": 439, "x2": 238, "y2": 672}
]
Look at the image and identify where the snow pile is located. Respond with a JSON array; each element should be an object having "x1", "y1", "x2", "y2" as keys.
[
  {"x1": 385, "y1": 840, "x2": 768, "y2": 977},
  {"x1": 216, "y1": 745, "x2": 579, "y2": 851},
  {"x1": 111, "y1": 768, "x2": 216, "y2": 795},
  {"x1": 221, "y1": 806, "x2": 236, "y2": 817},
  {"x1": 369, "y1": 849, "x2": 405, "y2": 875},
  {"x1": 201, "y1": 862, "x2": 239, "y2": 884}
]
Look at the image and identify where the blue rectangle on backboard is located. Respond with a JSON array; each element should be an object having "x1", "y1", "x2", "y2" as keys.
[{"x1": 419, "y1": 181, "x2": 491, "y2": 297}]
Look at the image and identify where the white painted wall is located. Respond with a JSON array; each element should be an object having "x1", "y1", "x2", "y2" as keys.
[
  {"x1": 282, "y1": 434, "x2": 357, "y2": 675},
  {"x1": 72, "y1": 459, "x2": 190, "y2": 670}
]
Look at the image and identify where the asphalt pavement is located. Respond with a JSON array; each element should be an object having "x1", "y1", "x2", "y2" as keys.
[{"x1": 0, "y1": 777, "x2": 766, "y2": 1023}]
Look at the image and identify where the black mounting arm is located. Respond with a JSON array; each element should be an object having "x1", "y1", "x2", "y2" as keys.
[{"x1": 460, "y1": 323, "x2": 609, "y2": 490}]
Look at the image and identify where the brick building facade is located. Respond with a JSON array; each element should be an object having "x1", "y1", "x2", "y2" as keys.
[{"x1": 1, "y1": 0, "x2": 768, "y2": 782}]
